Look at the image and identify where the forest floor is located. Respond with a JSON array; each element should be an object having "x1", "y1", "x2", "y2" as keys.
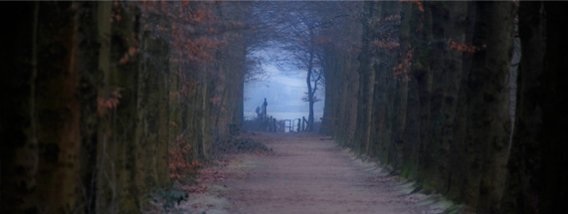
[{"x1": 173, "y1": 133, "x2": 458, "y2": 214}]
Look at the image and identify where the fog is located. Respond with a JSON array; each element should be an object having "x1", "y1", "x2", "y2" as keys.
[{"x1": 244, "y1": 49, "x2": 324, "y2": 121}]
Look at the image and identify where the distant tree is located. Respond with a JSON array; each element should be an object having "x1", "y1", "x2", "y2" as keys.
[{"x1": 248, "y1": 1, "x2": 349, "y2": 131}]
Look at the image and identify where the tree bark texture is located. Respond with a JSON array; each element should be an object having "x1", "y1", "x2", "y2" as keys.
[
  {"x1": 322, "y1": 1, "x2": 567, "y2": 213},
  {"x1": 1, "y1": 2, "x2": 248, "y2": 213}
]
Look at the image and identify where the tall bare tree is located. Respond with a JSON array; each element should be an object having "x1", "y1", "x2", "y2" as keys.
[{"x1": 249, "y1": 1, "x2": 351, "y2": 131}]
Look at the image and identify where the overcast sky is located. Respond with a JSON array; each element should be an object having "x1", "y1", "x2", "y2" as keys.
[{"x1": 244, "y1": 49, "x2": 324, "y2": 121}]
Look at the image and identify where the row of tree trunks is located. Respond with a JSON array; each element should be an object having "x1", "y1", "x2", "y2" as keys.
[
  {"x1": 1, "y1": 2, "x2": 248, "y2": 213},
  {"x1": 320, "y1": 1, "x2": 361, "y2": 147},
  {"x1": 322, "y1": 1, "x2": 568, "y2": 213},
  {"x1": 504, "y1": 2, "x2": 568, "y2": 213}
]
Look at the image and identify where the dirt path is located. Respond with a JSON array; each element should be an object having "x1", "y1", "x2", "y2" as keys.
[{"x1": 180, "y1": 133, "x2": 455, "y2": 214}]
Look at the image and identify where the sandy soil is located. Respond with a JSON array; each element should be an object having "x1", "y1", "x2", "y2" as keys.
[{"x1": 178, "y1": 133, "x2": 456, "y2": 214}]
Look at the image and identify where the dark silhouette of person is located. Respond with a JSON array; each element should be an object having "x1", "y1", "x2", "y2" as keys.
[
  {"x1": 255, "y1": 106, "x2": 261, "y2": 118},
  {"x1": 262, "y1": 98, "x2": 268, "y2": 118}
]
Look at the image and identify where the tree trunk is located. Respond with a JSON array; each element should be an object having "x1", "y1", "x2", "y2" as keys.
[{"x1": 461, "y1": 2, "x2": 513, "y2": 212}]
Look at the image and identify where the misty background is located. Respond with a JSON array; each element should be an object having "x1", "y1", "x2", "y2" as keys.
[{"x1": 244, "y1": 48, "x2": 325, "y2": 121}]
